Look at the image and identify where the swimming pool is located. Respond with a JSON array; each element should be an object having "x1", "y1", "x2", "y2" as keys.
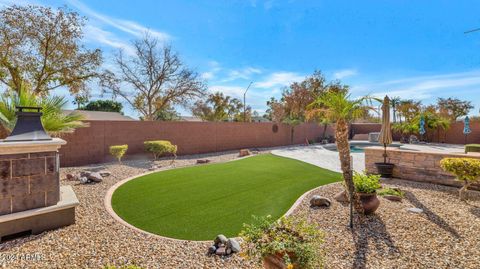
[{"x1": 323, "y1": 142, "x2": 402, "y2": 153}]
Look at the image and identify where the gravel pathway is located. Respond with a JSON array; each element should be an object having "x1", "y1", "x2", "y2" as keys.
[{"x1": 1, "y1": 146, "x2": 479, "y2": 268}]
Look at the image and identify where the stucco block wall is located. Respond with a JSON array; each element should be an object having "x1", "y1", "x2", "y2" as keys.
[{"x1": 59, "y1": 121, "x2": 335, "y2": 167}]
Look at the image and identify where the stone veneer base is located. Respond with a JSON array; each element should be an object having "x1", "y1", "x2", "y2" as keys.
[{"x1": 0, "y1": 186, "x2": 79, "y2": 241}]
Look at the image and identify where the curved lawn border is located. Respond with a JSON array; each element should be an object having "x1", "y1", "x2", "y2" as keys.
[{"x1": 104, "y1": 154, "x2": 340, "y2": 242}]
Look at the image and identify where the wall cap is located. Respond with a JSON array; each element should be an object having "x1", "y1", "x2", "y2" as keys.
[{"x1": 0, "y1": 138, "x2": 66, "y2": 154}]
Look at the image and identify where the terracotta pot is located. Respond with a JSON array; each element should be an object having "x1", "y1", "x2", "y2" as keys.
[
  {"x1": 357, "y1": 192, "x2": 380, "y2": 214},
  {"x1": 263, "y1": 252, "x2": 297, "y2": 269}
]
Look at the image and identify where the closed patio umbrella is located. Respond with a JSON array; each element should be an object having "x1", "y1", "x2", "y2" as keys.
[
  {"x1": 464, "y1": 116, "x2": 472, "y2": 144},
  {"x1": 378, "y1": 96, "x2": 393, "y2": 163},
  {"x1": 419, "y1": 116, "x2": 426, "y2": 141}
]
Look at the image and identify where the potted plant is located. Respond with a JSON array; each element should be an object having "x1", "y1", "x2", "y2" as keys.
[
  {"x1": 240, "y1": 215, "x2": 324, "y2": 269},
  {"x1": 353, "y1": 172, "x2": 381, "y2": 214}
]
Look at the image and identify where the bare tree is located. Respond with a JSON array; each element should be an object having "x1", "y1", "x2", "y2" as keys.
[
  {"x1": 0, "y1": 5, "x2": 105, "y2": 96},
  {"x1": 106, "y1": 35, "x2": 206, "y2": 120}
]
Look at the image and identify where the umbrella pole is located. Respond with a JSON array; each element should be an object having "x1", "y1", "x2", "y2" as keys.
[{"x1": 383, "y1": 143, "x2": 387, "y2": 163}]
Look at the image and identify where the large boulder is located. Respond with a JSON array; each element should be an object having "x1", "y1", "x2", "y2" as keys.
[
  {"x1": 310, "y1": 195, "x2": 331, "y2": 207},
  {"x1": 87, "y1": 172, "x2": 103, "y2": 183},
  {"x1": 226, "y1": 238, "x2": 241, "y2": 253}
]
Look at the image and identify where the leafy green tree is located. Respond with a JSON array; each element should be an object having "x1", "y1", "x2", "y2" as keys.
[
  {"x1": 82, "y1": 100, "x2": 123, "y2": 113},
  {"x1": 0, "y1": 88, "x2": 85, "y2": 136},
  {"x1": 437, "y1": 97, "x2": 473, "y2": 121},
  {"x1": 191, "y1": 92, "x2": 250, "y2": 122},
  {"x1": 155, "y1": 106, "x2": 181, "y2": 121},
  {"x1": 0, "y1": 5, "x2": 106, "y2": 96}
]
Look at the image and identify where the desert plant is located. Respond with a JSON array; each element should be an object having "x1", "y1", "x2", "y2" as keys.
[
  {"x1": 377, "y1": 187, "x2": 404, "y2": 197},
  {"x1": 109, "y1": 145, "x2": 128, "y2": 163},
  {"x1": 353, "y1": 172, "x2": 381, "y2": 194},
  {"x1": 440, "y1": 158, "x2": 480, "y2": 200},
  {"x1": 307, "y1": 89, "x2": 376, "y2": 212},
  {"x1": 144, "y1": 140, "x2": 177, "y2": 161},
  {"x1": 240, "y1": 215, "x2": 324, "y2": 269},
  {"x1": 0, "y1": 88, "x2": 85, "y2": 136}
]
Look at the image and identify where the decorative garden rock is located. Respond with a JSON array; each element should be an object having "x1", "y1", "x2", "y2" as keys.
[
  {"x1": 407, "y1": 207, "x2": 424, "y2": 214},
  {"x1": 208, "y1": 245, "x2": 217, "y2": 255},
  {"x1": 239, "y1": 149, "x2": 251, "y2": 157},
  {"x1": 215, "y1": 246, "x2": 226, "y2": 256},
  {"x1": 99, "y1": 170, "x2": 112, "y2": 177},
  {"x1": 334, "y1": 190, "x2": 349, "y2": 203},
  {"x1": 214, "y1": 234, "x2": 228, "y2": 246},
  {"x1": 87, "y1": 172, "x2": 103, "y2": 183},
  {"x1": 79, "y1": 176, "x2": 89, "y2": 184},
  {"x1": 310, "y1": 195, "x2": 331, "y2": 207},
  {"x1": 196, "y1": 159, "x2": 211, "y2": 164},
  {"x1": 66, "y1": 173, "x2": 77, "y2": 180},
  {"x1": 226, "y1": 238, "x2": 241, "y2": 253},
  {"x1": 383, "y1": 195, "x2": 402, "y2": 202}
]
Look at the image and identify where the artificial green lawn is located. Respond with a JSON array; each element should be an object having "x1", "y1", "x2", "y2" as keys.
[{"x1": 111, "y1": 154, "x2": 341, "y2": 240}]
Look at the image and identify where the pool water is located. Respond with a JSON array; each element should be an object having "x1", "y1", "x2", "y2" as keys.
[{"x1": 326, "y1": 143, "x2": 401, "y2": 153}]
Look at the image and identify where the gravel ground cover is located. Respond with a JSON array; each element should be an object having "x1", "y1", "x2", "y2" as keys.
[{"x1": 1, "y1": 147, "x2": 479, "y2": 268}]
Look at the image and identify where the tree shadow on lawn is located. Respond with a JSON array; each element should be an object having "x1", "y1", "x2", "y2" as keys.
[
  {"x1": 351, "y1": 214, "x2": 399, "y2": 269},
  {"x1": 403, "y1": 191, "x2": 461, "y2": 239}
]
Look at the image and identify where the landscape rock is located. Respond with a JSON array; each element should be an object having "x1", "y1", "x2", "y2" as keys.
[
  {"x1": 383, "y1": 195, "x2": 402, "y2": 202},
  {"x1": 196, "y1": 159, "x2": 211, "y2": 164},
  {"x1": 407, "y1": 207, "x2": 424, "y2": 214},
  {"x1": 207, "y1": 245, "x2": 217, "y2": 255},
  {"x1": 226, "y1": 238, "x2": 241, "y2": 253},
  {"x1": 239, "y1": 149, "x2": 251, "y2": 157},
  {"x1": 310, "y1": 195, "x2": 331, "y2": 207},
  {"x1": 215, "y1": 246, "x2": 226, "y2": 256},
  {"x1": 214, "y1": 234, "x2": 228, "y2": 246},
  {"x1": 80, "y1": 171, "x2": 91, "y2": 178},
  {"x1": 334, "y1": 190, "x2": 349, "y2": 203},
  {"x1": 66, "y1": 173, "x2": 77, "y2": 180},
  {"x1": 87, "y1": 172, "x2": 103, "y2": 183},
  {"x1": 79, "y1": 177, "x2": 89, "y2": 184},
  {"x1": 226, "y1": 248, "x2": 232, "y2": 255},
  {"x1": 99, "y1": 170, "x2": 112, "y2": 177}
]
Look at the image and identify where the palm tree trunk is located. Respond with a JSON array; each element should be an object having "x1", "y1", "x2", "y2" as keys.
[{"x1": 335, "y1": 119, "x2": 361, "y2": 211}]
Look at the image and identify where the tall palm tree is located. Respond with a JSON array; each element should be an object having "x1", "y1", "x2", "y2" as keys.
[
  {"x1": 307, "y1": 90, "x2": 375, "y2": 209},
  {"x1": 0, "y1": 89, "x2": 86, "y2": 137},
  {"x1": 390, "y1": 96, "x2": 401, "y2": 123}
]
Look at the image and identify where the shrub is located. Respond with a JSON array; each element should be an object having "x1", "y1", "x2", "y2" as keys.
[
  {"x1": 353, "y1": 172, "x2": 381, "y2": 194},
  {"x1": 240, "y1": 215, "x2": 324, "y2": 269},
  {"x1": 109, "y1": 145, "x2": 128, "y2": 163},
  {"x1": 440, "y1": 157, "x2": 480, "y2": 200},
  {"x1": 144, "y1": 140, "x2": 177, "y2": 161},
  {"x1": 377, "y1": 187, "x2": 404, "y2": 197},
  {"x1": 465, "y1": 144, "x2": 480, "y2": 154}
]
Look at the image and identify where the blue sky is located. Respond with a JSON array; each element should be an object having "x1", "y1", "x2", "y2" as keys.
[{"x1": 2, "y1": 0, "x2": 480, "y2": 118}]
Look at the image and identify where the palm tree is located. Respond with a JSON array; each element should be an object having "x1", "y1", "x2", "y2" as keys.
[
  {"x1": 307, "y1": 90, "x2": 375, "y2": 210},
  {"x1": 0, "y1": 89, "x2": 86, "y2": 137},
  {"x1": 390, "y1": 96, "x2": 401, "y2": 123}
]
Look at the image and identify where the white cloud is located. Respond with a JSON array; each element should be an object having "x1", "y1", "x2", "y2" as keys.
[
  {"x1": 221, "y1": 67, "x2": 262, "y2": 82},
  {"x1": 357, "y1": 70, "x2": 480, "y2": 100},
  {"x1": 254, "y1": 72, "x2": 304, "y2": 88},
  {"x1": 83, "y1": 25, "x2": 136, "y2": 55},
  {"x1": 68, "y1": 0, "x2": 171, "y2": 42},
  {"x1": 333, "y1": 69, "x2": 358, "y2": 79}
]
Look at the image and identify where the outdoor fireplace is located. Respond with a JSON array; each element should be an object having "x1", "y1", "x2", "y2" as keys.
[{"x1": 0, "y1": 107, "x2": 78, "y2": 241}]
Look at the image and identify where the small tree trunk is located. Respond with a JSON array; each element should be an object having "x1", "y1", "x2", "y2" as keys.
[
  {"x1": 322, "y1": 123, "x2": 328, "y2": 140},
  {"x1": 335, "y1": 119, "x2": 362, "y2": 212},
  {"x1": 459, "y1": 181, "x2": 471, "y2": 201}
]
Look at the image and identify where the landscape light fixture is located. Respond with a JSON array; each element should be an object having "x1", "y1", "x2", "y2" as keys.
[{"x1": 4, "y1": 106, "x2": 52, "y2": 142}]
